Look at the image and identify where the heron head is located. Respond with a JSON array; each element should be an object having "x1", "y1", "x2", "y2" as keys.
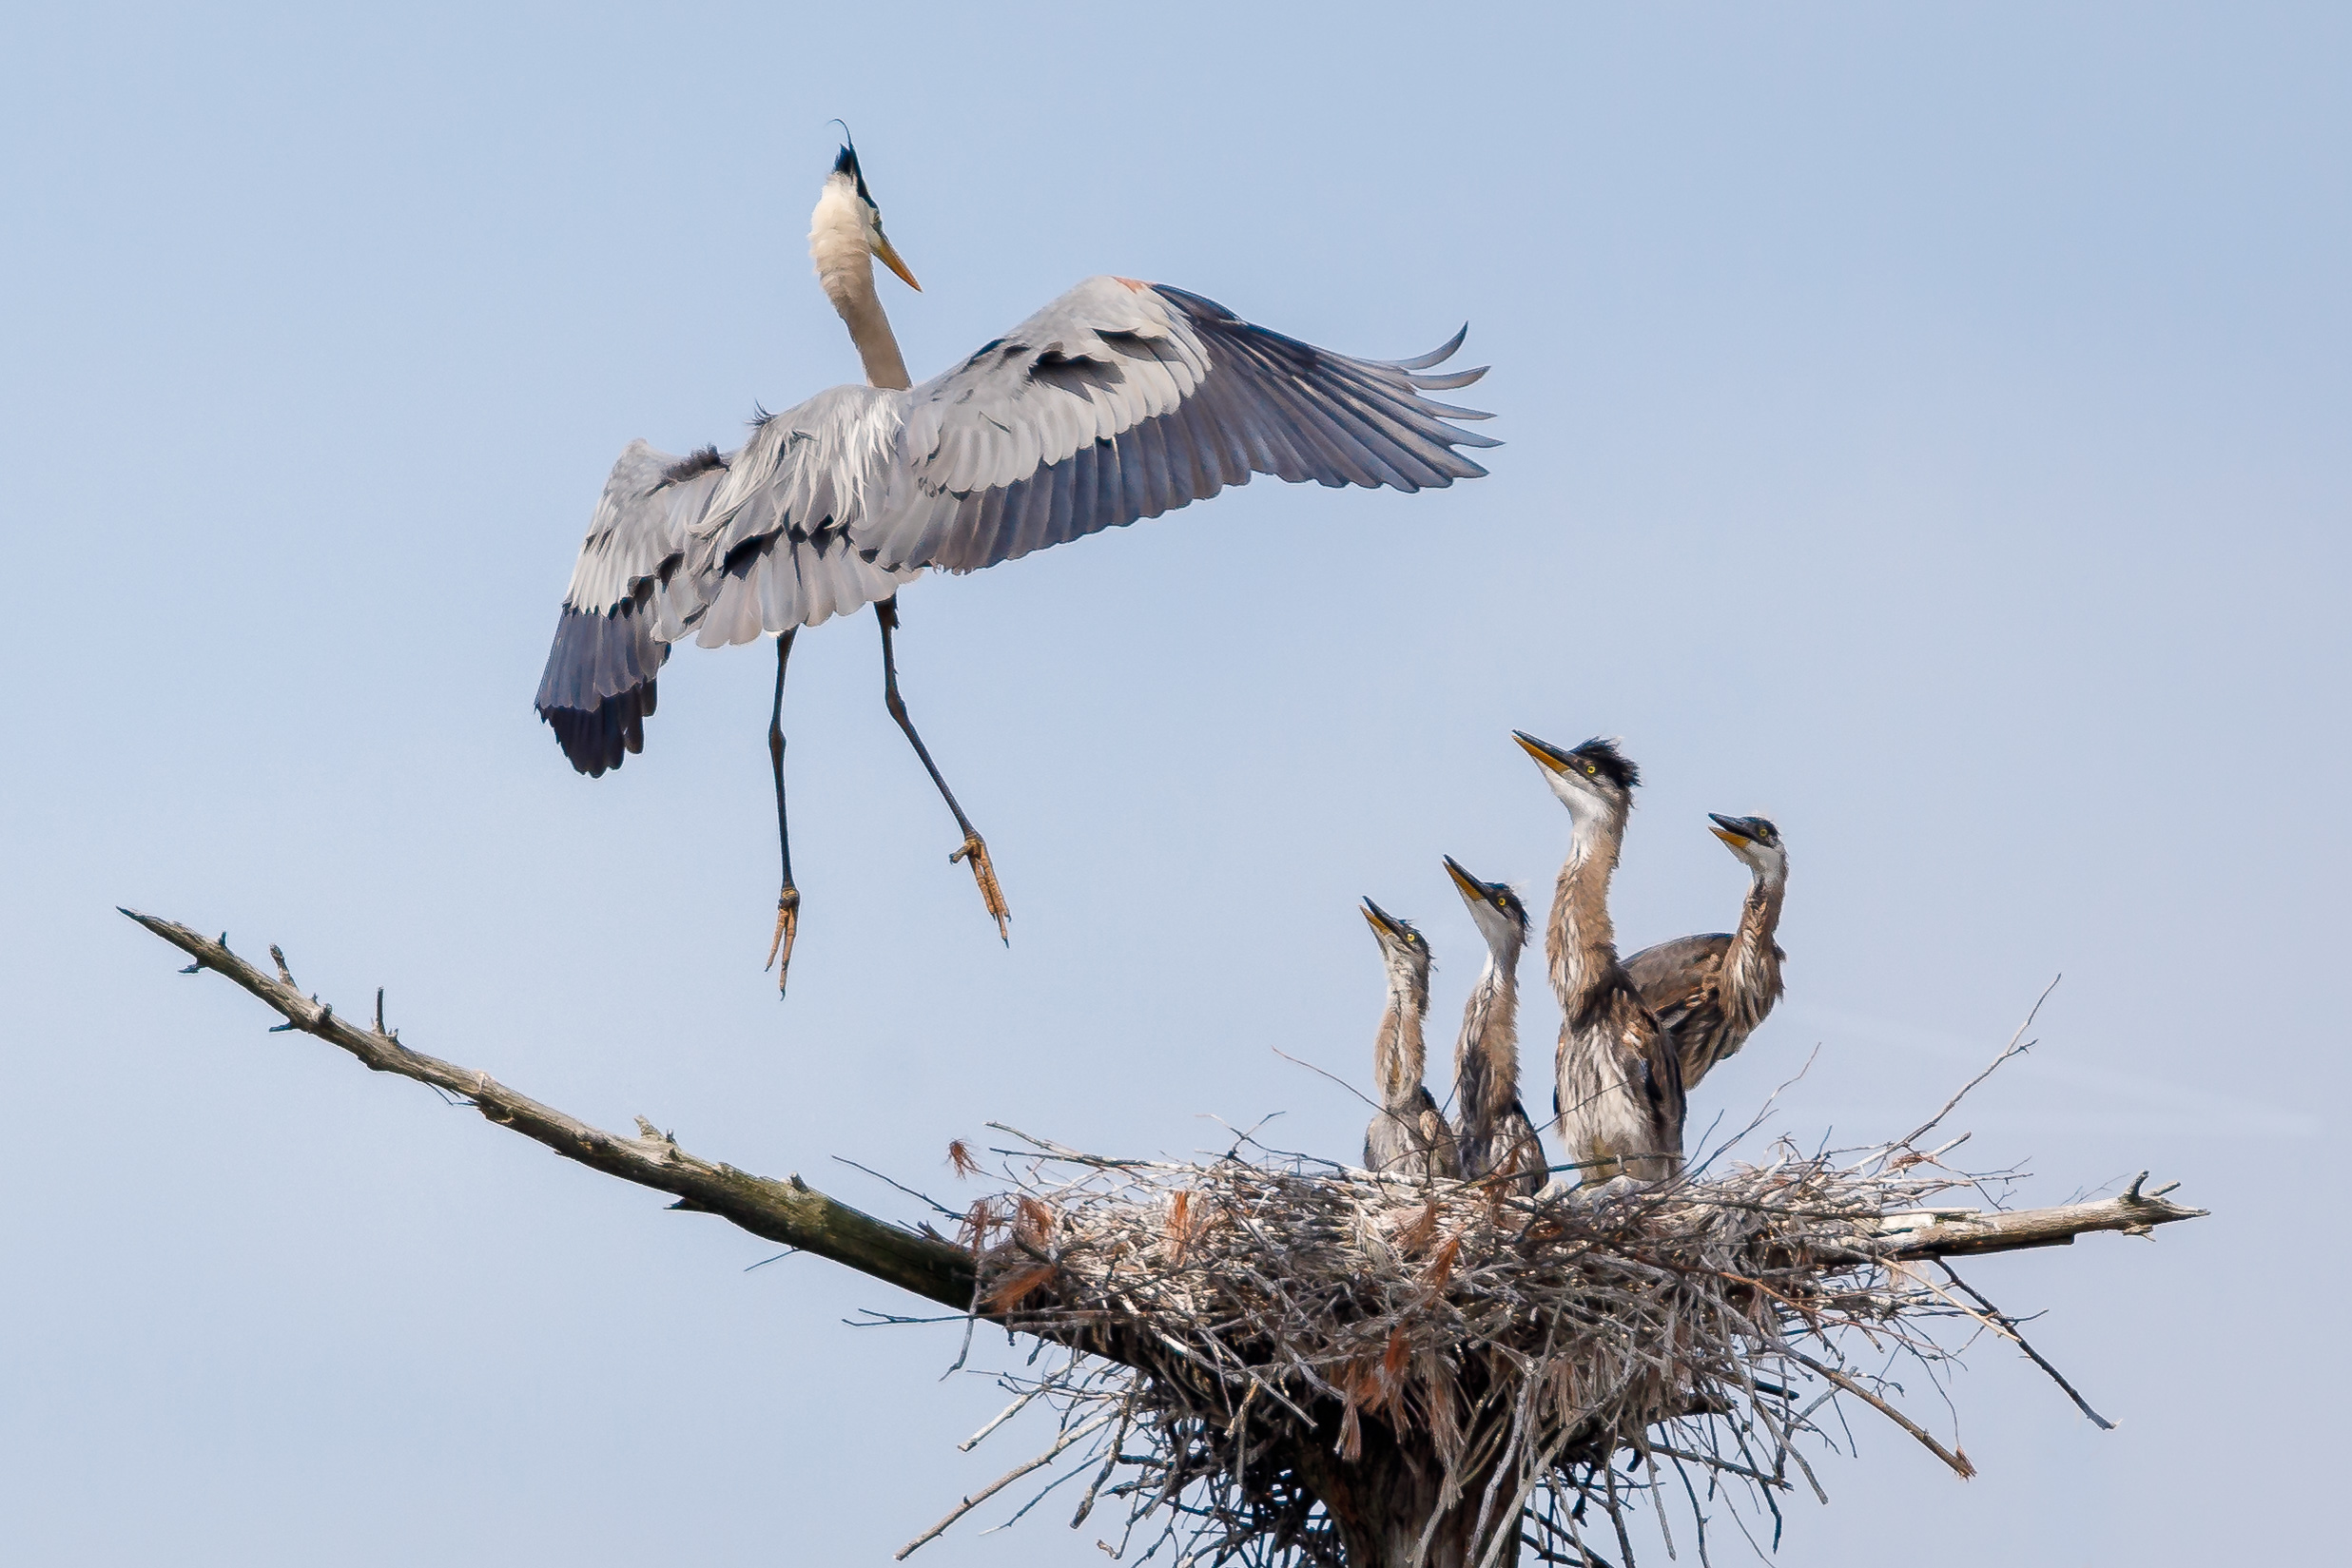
[
  {"x1": 1513, "y1": 731, "x2": 1640, "y2": 824},
  {"x1": 1443, "y1": 856, "x2": 1529, "y2": 957},
  {"x1": 1360, "y1": 899, "x2": 1432, "y2": 991},
  {"x1": 1707, "y1": 813, "x2": 1787, "y2": 881},
  {"x1": 822, "y1": 140, "x2": 921, "y2": 291}
]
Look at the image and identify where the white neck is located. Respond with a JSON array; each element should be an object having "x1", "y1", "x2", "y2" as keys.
[{"x1": 809, "y1": 181, "x2": 911, "y2": 392}]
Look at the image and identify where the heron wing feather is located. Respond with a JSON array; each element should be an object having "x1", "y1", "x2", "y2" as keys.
[
  {"x1": 535, "y1": 388, "x2": 921, "y2": 773},
  {"x1": 1624, "y1": 932, "x2": 1736, "y2": 1090},
  {"x1": 686, "y1": 384, "x2": 920, "y2": 648},
  {"x1": 856, "y1": 276, "x2": 1495, "y2": 574},
  {"x1": 534, "y1": 439, "x2": 732, "y2": 775}
]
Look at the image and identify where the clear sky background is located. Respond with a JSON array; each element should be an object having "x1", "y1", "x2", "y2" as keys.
[{"x1": 4, "y1": 4, "x2": 2343, "y2": 1563}]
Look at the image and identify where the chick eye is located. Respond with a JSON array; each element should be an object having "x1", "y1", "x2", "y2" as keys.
[{"x1": 1584, "y1": 763, "x2": 1597, "y2": 776}]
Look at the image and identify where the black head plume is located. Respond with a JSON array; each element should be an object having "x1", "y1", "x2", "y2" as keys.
[
  {"x1": 829, "y1": 121, "x2": 875, "y2": 207},
  {"x1": 1569, "y1": 737, "x2": 1641, "y2": 792}
]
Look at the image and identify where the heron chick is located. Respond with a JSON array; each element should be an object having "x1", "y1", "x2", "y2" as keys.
[
  {"x1": 1360, "y1": 900, "x2": 1462, "y2": 1181},
  {"x1": 1626, "y1": 815, "x2": 1788, "y2": 1094},
  {"x1": 1442, "y1": 857, "x2": 1545, "y2": 1197},
  {"x1": 1514, "y1": 732, "x2": 1685, "y2": 1186}
]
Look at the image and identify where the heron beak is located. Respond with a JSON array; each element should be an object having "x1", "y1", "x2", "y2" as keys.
[
  {"x1": 1707, "y1": 812, "x2": 1755, "y2": 848},
  {"x1": 1361, "y1": 899, "x2": 1405, "y2": 939},
  {"x1": 1442, "y1": 856, "x2": 1487, "y2": 902},
  {"x1": 873, "y1": 232, "x2": 922, "y2": 292},
  {"x1": 1513, "y1": 730, "x2": 1575, "y2": 775}
]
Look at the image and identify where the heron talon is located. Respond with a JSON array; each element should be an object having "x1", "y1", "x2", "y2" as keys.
[
  {"x1": 952, "y1": 834, "x2": 1012, "y2": 945},
  {"x1": 766, "y1": 887, "x2": 802, "y2": 996}
]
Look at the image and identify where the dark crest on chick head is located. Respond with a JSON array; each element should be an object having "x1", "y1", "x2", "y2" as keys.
[{"x1": 1571, "y1": 736, "x2": 1641, "y2": 793}]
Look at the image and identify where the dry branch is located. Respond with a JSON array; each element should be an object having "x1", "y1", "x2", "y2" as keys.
[
  {"x1": 122, "y1": 910, "x2": 976, "y2": 1311},
  {"x1": 1873, "y1": 1176, "x2": 2203, "y2": 1258}
]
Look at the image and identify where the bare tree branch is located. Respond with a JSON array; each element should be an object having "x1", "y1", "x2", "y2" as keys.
[
  {"x1": 1872, "y1": 1173, "x2": 2206, "y2": 1260},
  {"x1": 122, "y1": 909, "x2": 977, "y2": 1311}
]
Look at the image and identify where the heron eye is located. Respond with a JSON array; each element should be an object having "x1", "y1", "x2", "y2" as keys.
[{"x1": 1584, "y1": 764, "x2": 1597, "y2": 776}]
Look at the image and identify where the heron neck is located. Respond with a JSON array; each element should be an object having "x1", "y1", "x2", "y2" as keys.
[
  {"x1": 810, "y1": 193, "x2": 913, "y2": 391},
  {"x1": 1722, "y1": 868, "x2": 1787, "y2": 1021},
  {"x1": 1545, "y1": 816, "x2": 1622, "y2": 1013},
  {"x1": 1376, "y1": 977, "x2": 1429, "y2": 1109},
  {"x1": 832, "y1": 275, "x2": 912, "y2": 392},
  {"x1": 1453, "y1": 952, "x2": 1521, "y2": 1128}
]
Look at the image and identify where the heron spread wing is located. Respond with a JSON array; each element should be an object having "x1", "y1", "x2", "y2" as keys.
[
  {"x1": 536, "y1": 280, "x2": 1496, "y2": 776},
  {"x1": 858, "y1": 276, "x2": 1498, "y2": 574},
  {"x1": 534, "y1": 440, "x2": 731, "y2": 776}
]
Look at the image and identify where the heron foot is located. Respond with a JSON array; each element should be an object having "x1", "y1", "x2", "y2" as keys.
[
  {"x1": 765, "y1": 886, "x2": 801, "y2": 996},
  {"x1": 949, "y1": 834, "x2": 1011, "y2": 944}
]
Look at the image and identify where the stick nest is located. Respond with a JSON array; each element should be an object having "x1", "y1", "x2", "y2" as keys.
[{"x1": 908, "y1": 1124, "x2": 2039, "y2": 1568}]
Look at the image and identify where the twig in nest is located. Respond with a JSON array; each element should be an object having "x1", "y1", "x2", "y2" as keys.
[
  {"x1": 1895, "y1": 977, "x2": 2060, "y2": 1152},
  {"x1": 895, "y1": 1409, "x2": 1113, "y2": 1559}
]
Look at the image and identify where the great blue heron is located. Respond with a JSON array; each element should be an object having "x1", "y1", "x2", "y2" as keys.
[
  {"x1": 1512, "y1": 733, "x2": 1685, "y2": 1186},
  {"x1": 1359, "y1": 900, "x2": 1461, "y2": 1180},
  {"x1": 535, "y1": 140, "x2": 1497, "y2": 990},
  {"x1": 1440, "y1": 857, "x2": 1545, "y2": 1197},
  {"x1": 1625, "y1": 815, "x2": 1788, "y2": 1093}
]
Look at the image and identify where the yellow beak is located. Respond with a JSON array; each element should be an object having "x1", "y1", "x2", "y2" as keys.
[
  {"x1": 1361, "y1": 899, "x2": 1411, "y2": 943},
  {"x1": 1442, "y1": 856, "x2": 1485, "y2": 900},
  {"x1": 1512, "y1": 730, "x2": 1572, "y2": 775},
  {"x1": 873, "y1": 233, "x2": 922, "y2": 292}
]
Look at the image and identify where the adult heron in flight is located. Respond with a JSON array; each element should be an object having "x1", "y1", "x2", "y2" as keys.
[
  {"x1": 1625, "y1": 815, "x2": 1788, "y2": 1094},
  {"x1": 1513, "y1": 733, "x2": 1686, "y2": 1187},
  {"x1": 535, "y1": 141, "x2": 1497, "y2": 990},
  {"x1": 1359, "y1": 900, "x2": 1460, "y2": 1180},
  {"x1": 1441, "y1": 857, "x2": 1545, "y2": 1196}
]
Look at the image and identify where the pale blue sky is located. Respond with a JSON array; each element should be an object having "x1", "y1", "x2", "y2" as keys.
[{"x1": 4, "y1": 4, "x2": 2344, "y2": 1563}]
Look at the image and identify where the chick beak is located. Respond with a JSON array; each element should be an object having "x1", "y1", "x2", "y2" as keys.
[
  {"x1": 1361, "y1": 899, "x2": 1403, "y2": 939},
  {"x1": 873, "y1": 232, "x2": 922, "y2": 291},
  {"x1": 1512, "y1": 729, "x2": 1574, "y2": 775},
  {"x1": 1707, "y1": 812, "x2": 1754, "y2": 849},
  {"x1": 1442, "y1": 856, "x2": 1487, "y2": 902}
]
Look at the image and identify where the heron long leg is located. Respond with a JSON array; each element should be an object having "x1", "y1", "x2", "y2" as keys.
[
  {"x1": 764, "y1": 629, "x2": 801, "y2": 993},
  {"x1": 876, "y1": 596, "x2": 1010, "y2": 943}
]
